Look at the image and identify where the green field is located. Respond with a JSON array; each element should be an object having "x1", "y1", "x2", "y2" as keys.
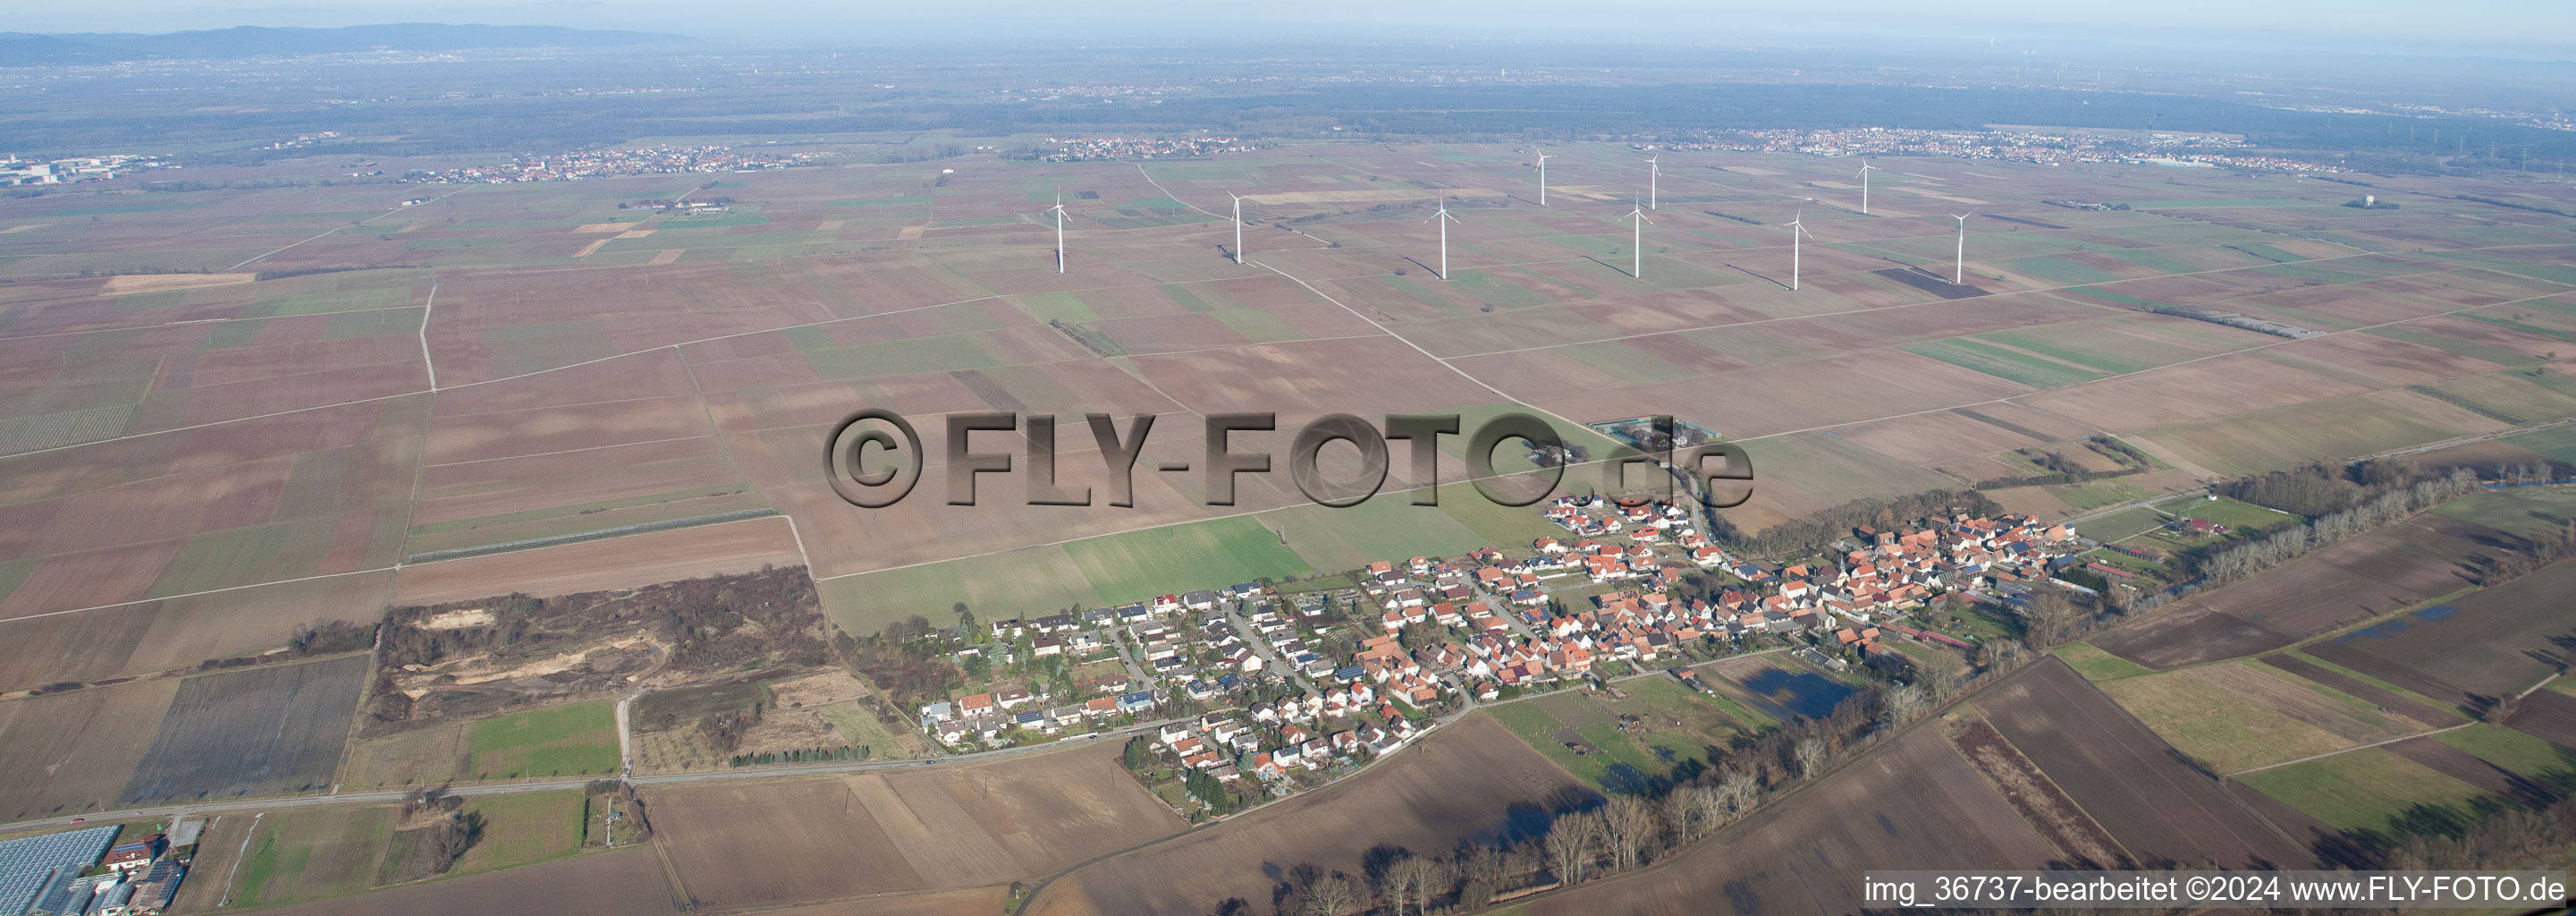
[
  {"x1": 1484, "y1": 677, "x2": 1762, "y2": 793},
  {"x1": 2052, "y1": 478, "x2": 2156, "y2": 512},
  {"x1": 1063, "y1": 515, "x2": 1313, "y2": 606},
  {"x1": 145, "y1": 515, "x2": 340, "y2": 598},
  {"x1": 815, "y1": 700, "x2": 912, "y2": 758},
  {"x1": 1974, "y1": 323, "x2": 2201, "y2": 376},
  {"x1": 1901, "y1": 337, "x2": 2103, "y2": 389},
  {"x1": 2054, "y1": 642, "x2": 2155, "y2": 681},
  {"x1": 2433, "y1": 725, "x2": 2576, "y2": 790},
  {"x1": 2167, "y1": 496, "x2": 2304, "y2": 531},
  {"x1": 232, "y1": 806, "x2": 397, "y2": 908},
  {"x1": 2077, "y1": 505, "x2": 2168, "y2": 542},
  {"x1": 453, "y1": 791, "x2": 591, "y2": 876},
  {"x1": 2434, "y1": 487, "x2": 2576, "y2": 539},
  {"x1": 820, "y1": 547, "x2": 1102, "y2": 635},
  {"x1": 1270, "y1": 492, "x2": 1495, "y2": 574},
  {"x1": 2239, "y1": 748, "x2": 2498, "y2": 837},
  {"x1": 469, "y1": 701, "x2": 620, "y2": 780},
  {"x1": 2099, "y1": 670, "x2": 2354, "y2": 772},
  {"x1": 2500, "y1": 424, "x2": 2576, "y2": 466}
]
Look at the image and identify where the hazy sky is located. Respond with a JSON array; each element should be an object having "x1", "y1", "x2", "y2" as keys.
[{"x1": 16, "y1": 0, "x2": 2576, "y2": 55}]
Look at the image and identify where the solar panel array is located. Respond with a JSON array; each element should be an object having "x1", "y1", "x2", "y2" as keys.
[{"x1": 0, "y1": 826, "x2": 118, "y2": 914}]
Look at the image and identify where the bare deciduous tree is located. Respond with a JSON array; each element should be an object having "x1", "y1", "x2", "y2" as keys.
[
  {"x1": 1881, "y1": 682, "x2": 1929, "y2": 729},
  {"x1": 1794, "y1": 736, "x2": 1829, "y2": 780},
  {"x1": 1384, "y1": 856, "x2": 1443, "y2": 916},
  {"x1": 1600, "y1": 794, "x2": 1661, "y2": 872},
  {"x1": 1542, "y1": 810, "x2": 1603, "y2": 886},
  {"x1": 1915, "y1": 649, "x2": 1970, "y2": 700},
  {"x1": 1666, "y1": 787, "x2": 1716, "y2": 841},
  {"x1": 1305, "y1": 873, "x2": 1360, "y2": 916},
  {"x1": 1717, "y1": 768, "x2": 1761, "y2": 819}
]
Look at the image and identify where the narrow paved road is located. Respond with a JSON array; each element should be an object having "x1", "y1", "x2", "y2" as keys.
[
  {"x1": 0, "y1": 714, "x2": 1192, "y2": 837},
  {"x1": 1224, "y1": 603, "x2": 1315, "y2": 693}
]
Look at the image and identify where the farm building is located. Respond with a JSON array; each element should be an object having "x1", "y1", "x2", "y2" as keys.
[{"x1": 99, "y1": 835, "x2": 165, "y2": 872}]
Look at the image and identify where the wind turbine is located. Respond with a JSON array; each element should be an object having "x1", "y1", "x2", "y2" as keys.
[
  {"x1": 1628, "y1": 196, "x2": 1653, "y2": 280},
  {"x1": 1536, "y1": 152, "x2": 1550, "y2": 207},
  {"x1": 1049, "y1": 191, "x2": 1066, "y2": 274},
  {"x1": 1786, "y1": 209, "x2": 1813, "y2": 292},
  {"x1": 1426, "y1": 194, "x2": 1461, "y2": 280},
  {"x1": 1950, "y1": 211, "x2": 1975, "y2": 284},
  {"x1": 1229, "y1": 192, "x2": 1245, "y2": 265},
  {"x1": 1856, "y1": 159, "x2": 1880, "y2": 215},
  {"x1": 1647, "y1": 154, "x2": 1660, "y2": 210}
]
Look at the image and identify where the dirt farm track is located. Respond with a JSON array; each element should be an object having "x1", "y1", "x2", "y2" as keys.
[
  {"x1": 1024, "y1": 715, "x2": 1593, "y2": 916},
  {"x1": 647, "y1": 739, "x2": 1184, "y2": 911}
]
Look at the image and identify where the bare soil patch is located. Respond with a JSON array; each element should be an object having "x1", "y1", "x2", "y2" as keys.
[
  {"x1": 1952, "y1": 718, "x2": 2131, "y2": 867},
  {"x1": 2323, "y1": 559, "x2": 2576, "y2": 701},
  {"x1": 1980, "y1": 658, "x2": 2314, "y2": 869},
  {"x1": 390, "y1": 519, "x2": 800, "y2": 606},
  {"x1": 0, "y1": 677, "x2": 178, "y2": 819},
  {"x1": 120, "y1": 654, "x2": 368, "y2": 804},
  {"x1": 2093, "y1": 517, "x2": 2487, "y2": 669},
  {"x1": 2386, "y1": 736, "x2": 2561, "y2": 810},
  {"x1": 654, "y1": 740, "x2": 1181, "y2": 911},
  {"x1": 1029, "y1": 714, "x2": 1589, "y2": 916},
  {"x1": 2259, "y1": 654, "x2": 2463, "y2": 729},
  {"x1": 100, "y1": 272, "x2": 257, "y2": 294},
  {"x1": 253, "y1": 845, "x2": 679, "y2": 916},
  {"x1": 2506, "y1": 690, "x2": 2576, "y2": 750},
  {"x1": 1511, "y1": 725, "x2": 2053, "y2": 916}
]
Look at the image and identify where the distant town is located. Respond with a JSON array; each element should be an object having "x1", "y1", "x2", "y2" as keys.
[
  {"x1": 398, "y1": 145, "x2": 831, "y2": 184},
  {"x1": 1660, "y1": 126, "x2": 2346, "y2": 173},
  {"x1": 1026, "y1": 136, "x2": 1256, "y2": 163},
  {"x1": 912, "y1": 497, "x2": 2084, "y2": 817}
]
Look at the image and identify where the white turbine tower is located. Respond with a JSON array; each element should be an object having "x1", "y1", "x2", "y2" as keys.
[
  {"x1": 1856, "y1": 159, "x2": 1880, "y2": 215},
  {"x1": 1049, "y1": 191, "x2": 1067, "y2": 274},
  {"x1": 1426, "y1": 194, "x2": 1461, "y2": 280},
  {"x1": 1229, "y1": 191, "x2": 1245, "y2": 265},
  {"x1": 1647, "y1": 154, "x2": 1660, "y2": 210},
  {"x1": 1786, "y1": 209, "x2": 1813, "y2": 292},
  {"x1": 1951, "y1": 210, "x2": 1975, "y2": 284},
  {"x1": 1536, "y1": 152, "x2": 1550, "y2": 207},
  {"x1": 1628, "y1": 196, "x2": 1653, "y2": 280}
]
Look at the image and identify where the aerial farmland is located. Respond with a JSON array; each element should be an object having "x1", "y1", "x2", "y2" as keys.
[{"x1": 0, "y1": 19, "x2": 2573, "y2": 916}]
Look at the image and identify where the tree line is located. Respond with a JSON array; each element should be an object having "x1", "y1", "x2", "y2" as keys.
[
  {"x1": 730, "y1": 745, "x2": 867, "y2": 768},
  {"x1": 1230, "y1": 683, "x2": 1905, "y2": 916},
  {"x1": 1706, "y1": 488, "x2": 2005, "y2": 559},
  {"x1": 2187, "y1": 468, "x2": 2481, "y2": 586}
]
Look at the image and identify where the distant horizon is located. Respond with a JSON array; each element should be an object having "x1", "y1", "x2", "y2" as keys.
[{"x1": 9, "y1": 5, "x2": 2575, "y2": 62}]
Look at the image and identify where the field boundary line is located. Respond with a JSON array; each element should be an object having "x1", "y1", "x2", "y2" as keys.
[
  {"x1": 2229, "y1": 721, "x2": 2479, "y2": 776},
  {"x1": 401, "y1": 508, "x2": 782, "y2": 564},
  {"x1": 2228, "y1": 667, "x2": 2570, "y2": 779},
  {"x1": 1951, "y1": 707, "x2": 2143, "y2": 867},
  {"x1": 0, "y1": 565, "x2": 399, "y2": 625},
  {"x1": 421, "y1": 433, "x2": 714, "y2": 469},
  {"x1": 216, "y1": 811, "x2": 262, "y2": 907},
  {"x1": 418, "y1": 281, "x2": 439, "y2": 391},
  {"x1": 228, "y1": 191, "x2": 461, "y2": 271},
  {"x1": 2019, "y1": 657, "x2": 2313, "y2": 852}
]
